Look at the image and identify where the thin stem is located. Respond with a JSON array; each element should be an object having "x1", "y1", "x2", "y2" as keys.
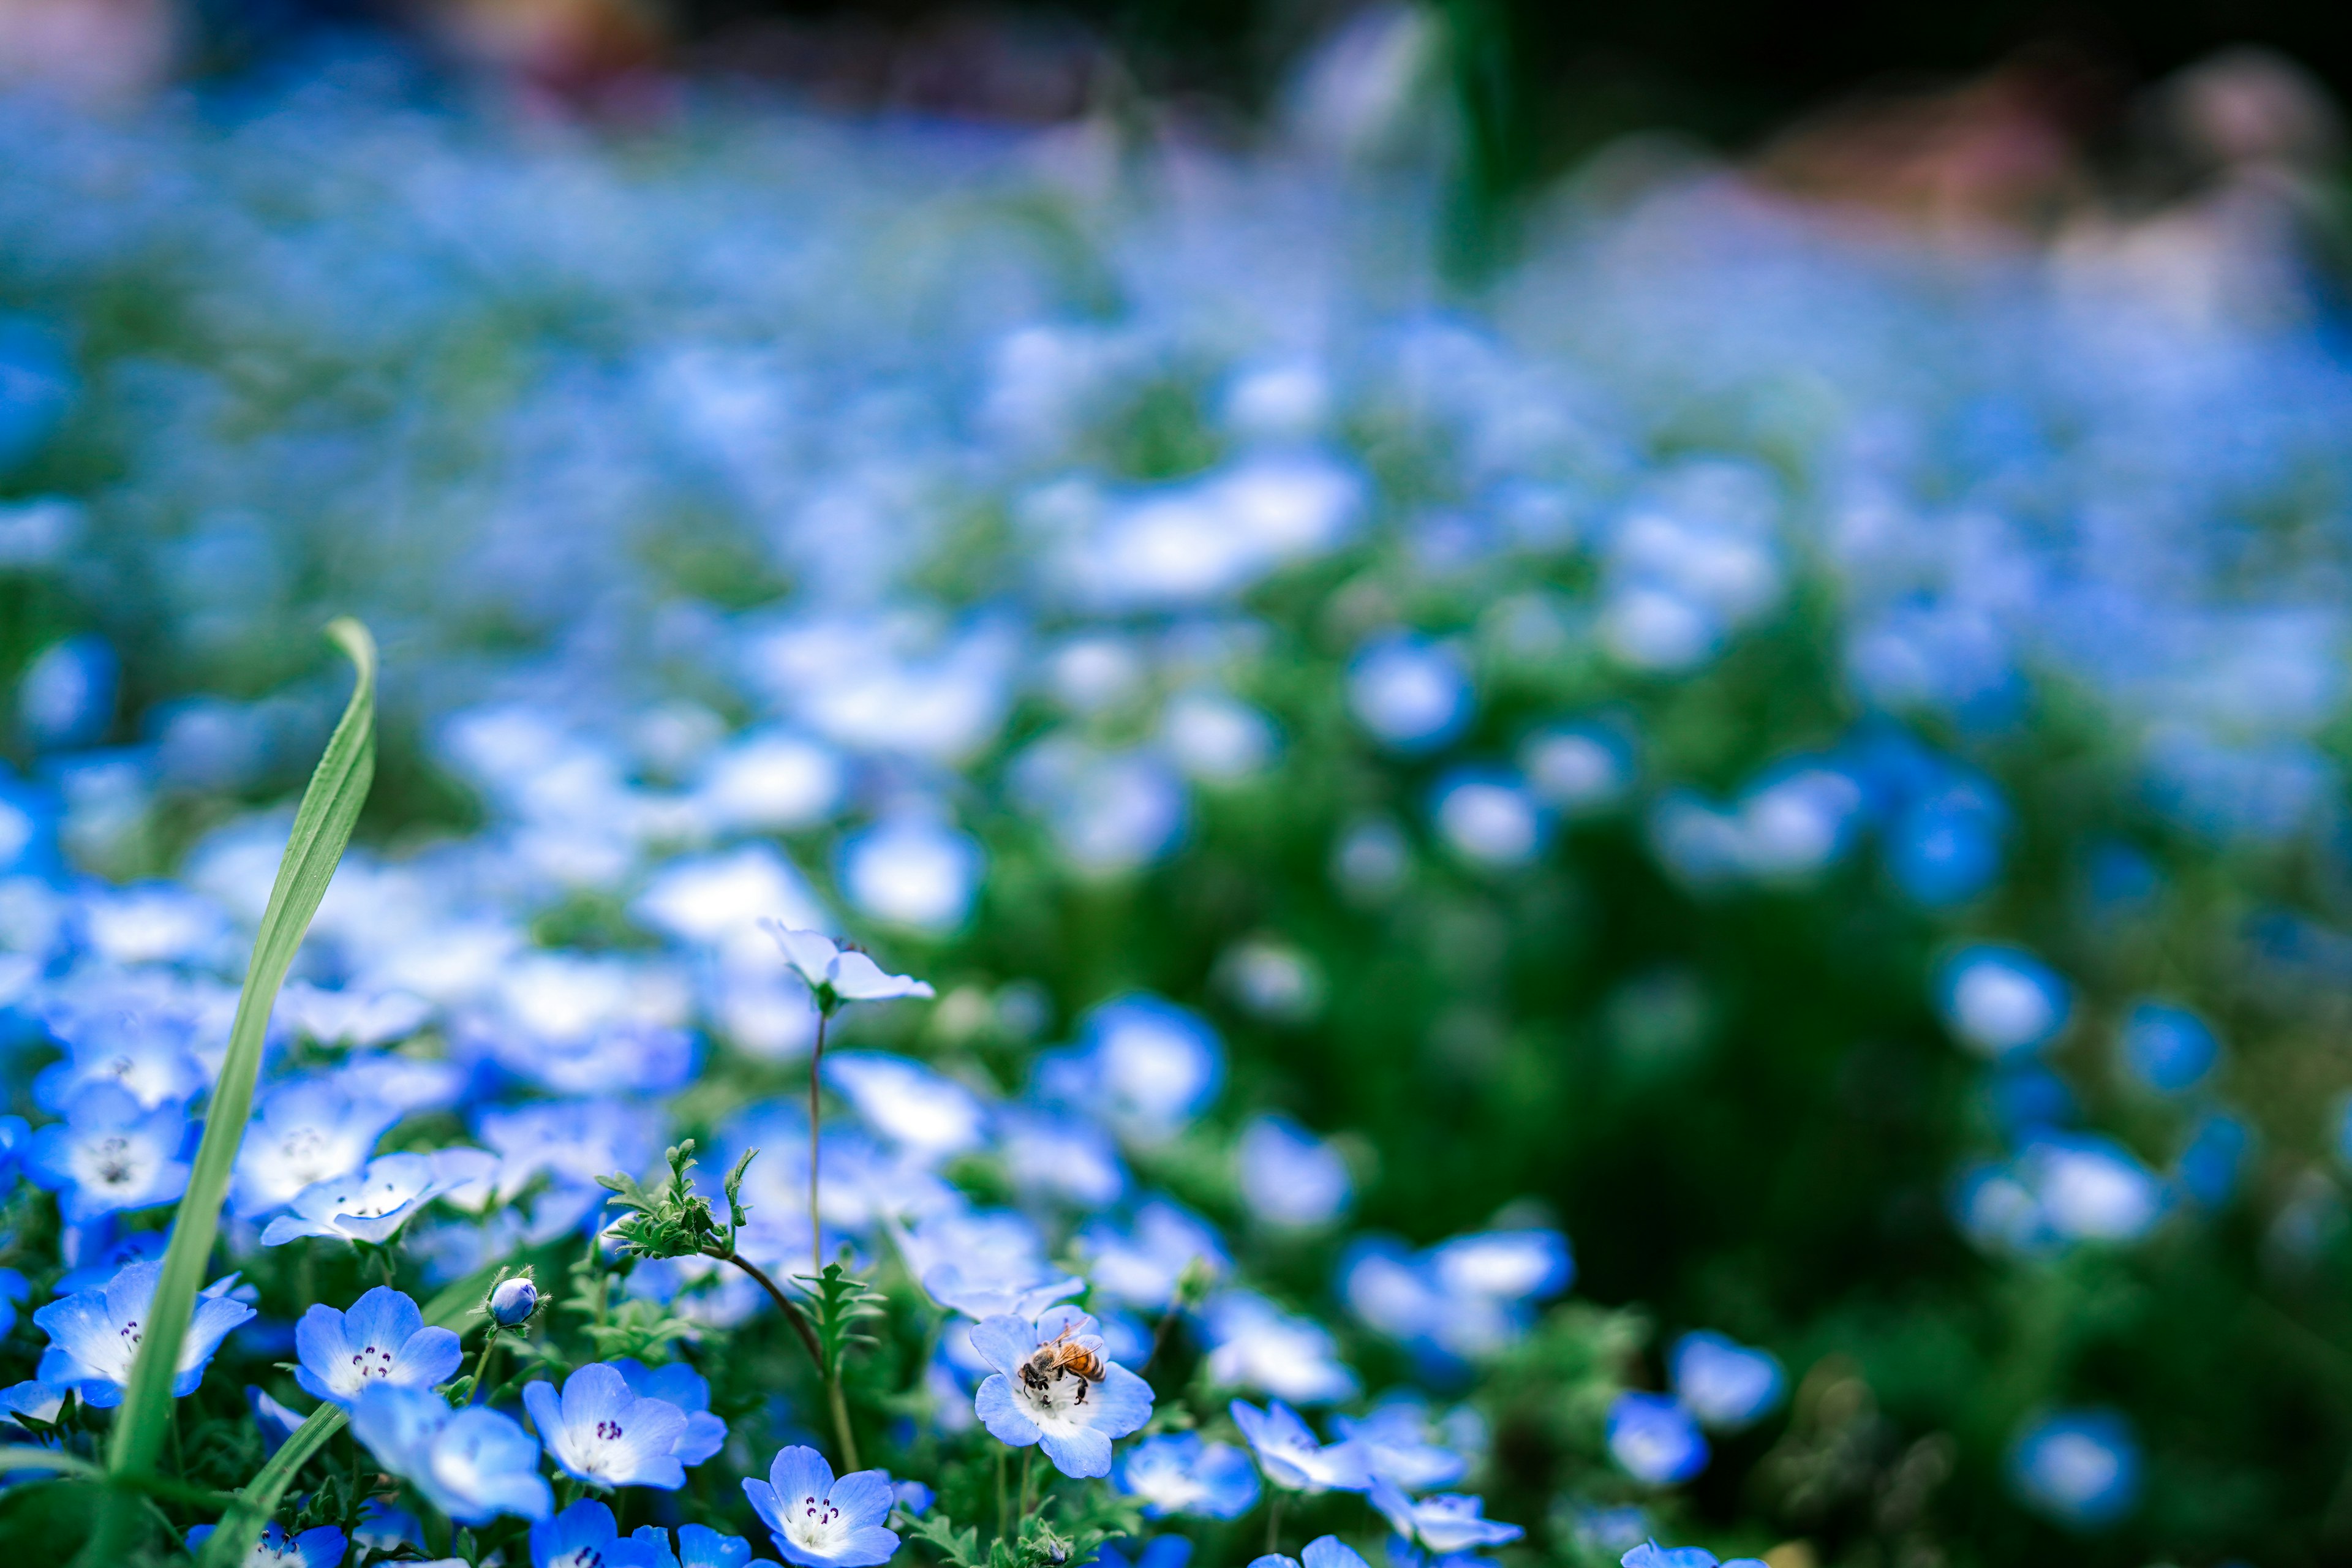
[
  {"x1": 1137, "y1": 1306, "x2": 1180, "y2": 1377},
  {"x1": 710, "y1": 1246, "x2": 857, "y2": 1471},
  {"x1": 996, "y1": 1446, "x2": 1009, "y2": 1542},
  {"x1": 1266, "y1": 1492, "x2": 1284, "y2": 1556},
  {"x1": 1017, "y1": 1446, "x2": 1035, "y2": 1525},
  {"x1": 810, "y1": 1007, "x2": 830, "y2": 1280},
  {"x1": 466, "y1": 1325, "x2": 503, "y2": 1404}
]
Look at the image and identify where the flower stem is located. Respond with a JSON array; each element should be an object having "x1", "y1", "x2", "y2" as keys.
[
  {"x1": 709, "y1": 1245, "x2": 857, "y2": 1471},
  {"x1": 996, "y1": 1446, "x2": 1009, "y2": 1542},
  {"x1": 1266, "y1": 1493, "x2": 1284, "y2": 1556},
  {"x1": 810, "y1": 1006, "x2": 829, "y2": 1280},
  {"x1": 1017, "y1": 1446, "x2": 1035, "y2": 1525},
  {"x1": 466, "y1": 1325, "x2": 502, "y2": 1404}
]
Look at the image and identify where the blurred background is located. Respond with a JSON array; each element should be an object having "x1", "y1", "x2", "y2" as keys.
[{"x1": 8, "y1": 1, "x2": 2352, "y2": 1565}]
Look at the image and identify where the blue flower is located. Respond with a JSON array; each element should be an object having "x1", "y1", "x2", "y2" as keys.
[
  {"x1": 742, "y1": 1444, "x2": 902, "y2": 1567},
  {"x1": 1668, "y1": 1333, "x2": 1784, "y2": 1431},
  {"x1": 1115, "y1": 1431, "x2": 1262, "y2": 1518},
  {"x1": 1936, "y1": 946, "x2": 2070, "y2": 1059},
  {"x1": 2177, "y1": 1111, "x2": 2252, "y2": 1207},
  {"x1": 2119, "y1": 1002, "x2": 2220, "y2": 1096},
  {"x1": 1331, "y1": 1401, "x2": 1468, "y2": 1491},
  {"x1": 1235, "y1": 1115, "x2": 1352, "y2": 1231},
  {"x1": 1619, "y1": 1544, "x2": 1768, "y2": 1568},
  {"x1": 634, "y1": 1523, "x2": 770, "y2": 1567},
  {"x1": 1430, "y1": 767, "x2": 1551, "y2": 871},
  {"x1": 2, "y1": 1379, "x2": 65, "y2": 1442},
  {"x1": 1040, "y1": 995, "x2": 1224, "y2": 1144},
  {"x1": 1605, "y1": 1393, "x2": 1708, "y2": 1485},
  {"x1": 972, "y1": 1305, "x2": 1154, "y2": 1478},
  {"x1": 293, "y1": 1285, "x2": 462, "y2": 1409},
  {"x1": 530, "y1": 1500, "x2": 668, "y2": 1567},
  {"x1": 1348, "y1": 632, "x2": 1472, "y2": 752},
  {"x1": 260, "y1": 1150, "x2": 483, "y2": 1246},
  {"x1": 490, "y1": 1274, "x2": 540, "y2": 1325},
  {"x1": 1230, "y1": 1399, "x2": 1370, "y2": 1493},
  {"x1": 609, "y1": 1357, "x2": 729, "y2": 1464},
  {"x1": 523, "y1": 1362, "x2": 693, "y2": 1490},
  {"x1": 1202, "y1": 1291, "x2": 1359, "y2": 1405},
  {"x1": 767, "y1": 927, "x2": 935, "y2": 1014},
  {"x1": 186, "y1": 1521, "x2": 347, "y2": 1567},
  {"x1": 823, "y1": 1052, "x2": 987, "y2": 1162},
  {"x1": 2009, "y1": 1409, "x2": 2141, "y2": 1531},
  {"x1": 349, "y1": 1381, "x2": 552, "y2": 1525},
  {"x1": 34, "y1": 1257, "x2": 254, "y2": 1406},
  {"x1": 1368, "y1": 1479, "x2": 1523, "y2": 1553},
  {"x1": 1249, "y1": 1536, "x2": 1374, "y2": 1568},
  {"x1": 247, "y1": 1385, "x2": 306, "y2": 1454},
  {"x1": 1098, "y1": 1539, "x2": 1194, "y2": 1568},
  {"x1": 26, "y1": 1084, "x2": 190, "y2": 1221},
  {"x1": 0, "y1": 1268, "x2": 24, "y2": 1338},
  {"x1": 231, "y1": 1079, "x2": 404, "y2": 1218},
  {"x1": 31, "y1": 1013, "x2": 205, "y2": 1114},
  {"x1": 1077, "y1": 1199, "x2": 1229, "y2": 1311}
]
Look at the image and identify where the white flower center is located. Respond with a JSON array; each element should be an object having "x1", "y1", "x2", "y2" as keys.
[
  {"x1": 1013, "y1": 1371, "x2": 1101, "y2": 1436},
  {"x1": 334, "y1": 1338, "x2": 398, "y2": 1395},
  {"x1": 77, "y1": 1134, "x2": 153, "y2": 1191},
  {"x1": 785, "y1": 1490, "x2": 849, "y2": 1553}
]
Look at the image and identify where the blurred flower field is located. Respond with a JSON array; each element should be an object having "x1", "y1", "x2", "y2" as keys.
[{"x1": 1, "y1": 39, "x2": 2351, "y2": 1568}]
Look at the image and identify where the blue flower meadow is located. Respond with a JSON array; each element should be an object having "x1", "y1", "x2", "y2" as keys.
[{"x1": 0, "y1": 21, "x2": 2343, "y2": 1568}]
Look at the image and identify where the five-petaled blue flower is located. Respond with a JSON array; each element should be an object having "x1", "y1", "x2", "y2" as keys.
[
  {"x1": 1116, "y1": 1431, "x2": 1262, "y2": 1518},
  {"x1": 1370, "y1": 1478, "x2": 1524, "y2": 1553},
  {"x1": 350, "y1": 1381, "x2": 552, "y2": 1525},
  {"x1": 1248, "y1": 1536, "x2": 1374, "y2": 1568},
  {"x1": 523, "y1": 1361, "x2": 693, "y2": 1490},
  {"x1": 610, "y1": 1356, "x2": 729, "y2": 1464},
  {"x1": 186, "y1": 1521, "x2": 348, "y2": 1567},
  {"x1": 743, "y1": 1444, "x2": 902, "y2": 1567},
  {"x1": 1231, "y1": 1399, "x2": 1370, "y2": 1493},
  {"x1": 33, "y1": 1257, "x2": 254, "y2": 1407},
  {"x1": 294, "y1": 1285, "x2": 462, "y2": 1409},
  {"x1": 529, "y1": 1499, "x2": 667, "y2": 1568},
  {"x1": 972, "y1": 1305, "x2": 1154, "y2": 1478}
]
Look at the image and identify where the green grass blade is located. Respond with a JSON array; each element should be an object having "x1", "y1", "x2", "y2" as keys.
[
  {"x1": 0, "y1": 1447, "x2": 99, "y2": 1477},
  {"x1": 101, "y1": 620, "x2": 376, "y2": 1528},
  {"x1": 195, "y1": 1261, "x2": 505, "y2": 1568}
]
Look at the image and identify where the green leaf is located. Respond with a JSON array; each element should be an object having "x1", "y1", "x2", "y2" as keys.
[
  {"x1": 92, "y1": 620, "x2": 375, "y2": 1566},
  {"x1": 0, "y1": 1446, "x2": 98, "y2": 1478},
  {"x1": 908, "y1": 1510, "x2": 986, "y2": 1568},
  {"x1": 797, "y1": 1261, "x2": 887, "y2": 1381}
]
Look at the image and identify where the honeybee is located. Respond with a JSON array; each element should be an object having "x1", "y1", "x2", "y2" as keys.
[{"x1": 1019, "y1": 1324, "x2": 1108, "y2": 1407}]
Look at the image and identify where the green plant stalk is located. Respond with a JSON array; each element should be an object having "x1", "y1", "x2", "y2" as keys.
[
  {"x1": 91, "y1": 619, "x2": 377, "y2": 1566},
  {"x1": 704, "y1": 1244, "x2": 857, "y2": 1469},
  {"x1": 466, "y1": 1325, "x2": 504, "y2": 1404},
  {"x1": 809, "y1": 1006, "x2": 829, "y2": 1280},
  {"x1": 196, "y1": 1262, "x2": 505, "y2": 1568}
]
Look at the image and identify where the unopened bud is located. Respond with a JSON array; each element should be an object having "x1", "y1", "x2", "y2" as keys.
[{"x1": 488, "y1": 1275, "x2": 538, "y2": 1326}]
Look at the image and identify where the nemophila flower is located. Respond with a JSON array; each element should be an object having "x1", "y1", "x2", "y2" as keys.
[
  {"x1": 32, "y1": 1014, "x2": 206, "y2": 1113},
  {"x1": 2, "y1": 1379, "x2": 64, "y2": 1438},
  {"x1": 1333, "y1": 1402, "x2": 1469, "y2": 1491},
  {"x1": 2018, "y1": 1134, "x2": 2166, "y2": 1243},
  {"x1": 742, "y1": 1444, "x2": 902, "y2": 1568},
  {"x1": 530, "y1": 1500, "x2": 668, "y2": 1568},
  {"x1": 2009, "y1": 1410, "x2": 2141, "y2": 1531},
  {"x1": 1203, "y1": 1291, "x2": 1360, "y2": 1404},
  {"x1": 524, "y1": 1362, "x2": 693, "y2": 1490},
  {"x1": 1231, "y1": 1398, "x2": 1370, "y2": 1492},
  {"x1": 2120, "y1": 1001, "x2": 2220, "y2": 1095},
  {"x1": 892, "y1": 1479, "x2": 933, "y2": 1515},
  {"x1": 1431, "y1": 768, "x2": 1550, "y2": 870},
  {"x1": 185, "y1": 1523, "x2": 347, "y2": 1567},
  {"x1": 765, "y1": 927, "x2": 934, "y2": 1015},
  {"x1": 1369, "y1": 1479, "x2": 1525, "y2": 1552},
  {"x1": 2177, "y1": 1111, "x2": 2252, "y2": 1207},
  {"x1": 0, "y1": 1112, "x2": 26, "y2": 1186},
  {"x1": 260, "y1": 1150, "x2": 487, "y2": 1246},
  {"x1": 1039, "y1": 994, "x2": 1224, "y2": 1144},
  {"x1": 635, "y1": 1523, "x2": 767, "y2": 1568},
  {"x1": 1619, "y1": 1544, "x2": 1768, "y2": 1568},
  {"x1": 248, "y1": 1385, "x2": 304, "y2": 1453},
  {"x1": 1883, "y1": 777, "x2": 2008, "y2": 907},
  {"x1": 1237, "y1": 1115, "x2": 1352, "y2": 1230},
  {"x1": 1936, "y1": 946, "x2": 2070, "y2": 1059},
  {"x1": 823, "y1": 1052, "x2": 987, "y2": 1161},
  {"x1": 996, "y1": 1108, "x2": 1128, "y2": 1210},
  {"x1": 1079, "y1": 1199, "x2": 1230, "y2": 1310},
  {"x1": 1520, "y1": 722, "x2": 1636, "y2": 814},
  {"x1": 480, "y1": 1098, "x2": 657, "y2": 1202},
  {"x1": 1099, "y1": 1539, "x2": 1194, "y2": 1568},
  {"x1": 1607, "y1": 1393, "x2": 1708, "y2": 1485},
  {"x1": 491, "y1": 1273, "x2": 541, "y2": 1325},
  {"x1": 230, "y1": 1077, "x2": 401, "y2": 1218},
  {"x1": 274, "y1": 981, "x2": 432, "y2": 1047},
  {"x1": 1348, "y1": 632, "x2": 1472, "y2": 753},
  {"x1": 1162, "y1": 690, "x2": 1278, "y2": 783},
  {"x1": 293, "y1": 1285, "x2": 462, "y2": 1409},
  {"x1": 837, "y1": 817, "x2": 983, "y2": 934},
  {"x1": 0, "y1": 1268, "x2": 24, "y2": 1337},
  {"x1": 1668, "y1": 1333, "x2": 1784, "y2": 1431},
  {"x1": 610, "y1": 1358, "x2": 729, "y2": 1464},
  {"x1": 34, "y1": 1258, "x2": 254, "y2": 1406},
  {"x1": 350, "y1": 1382, "x2": 552, "y2": 1525},
  {"x1": 27, "y1": 1083, "x2": 190, "y2": 1221},
  {"x1": 1116, "y1": 1431, "x2": 1262, "y2": 1518},
  {"x1": 1428, "y1": 1229, "x2": 1572, "y2": 1304},
  {"x1": 972, "y1": 1305, "x2": 1153, "y2": 1477},
  {"x1": 1248, "y1": 1535, "x2": 1373, "y2": 1568}
]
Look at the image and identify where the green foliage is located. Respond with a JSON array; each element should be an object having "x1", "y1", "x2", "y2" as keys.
[
  {"x1": 98, "y1": 620, "x2": 376, "y2": 1567},
  {"x1": 600, "y1": 1139, "x2": 750, "y2": 1263},
  {"x1": 799, "y1": 1260, "x2": 888, "y2": 1383}
]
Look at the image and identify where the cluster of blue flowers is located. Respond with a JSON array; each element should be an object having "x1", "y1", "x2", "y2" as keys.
[{"x1": 0, "y1": 24, "x2": 2345, "y2": 1566}]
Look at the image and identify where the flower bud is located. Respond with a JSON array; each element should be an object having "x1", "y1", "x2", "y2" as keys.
[{"x1": 488, "y1": 1275, "x2": 538, "y2": 1326}]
